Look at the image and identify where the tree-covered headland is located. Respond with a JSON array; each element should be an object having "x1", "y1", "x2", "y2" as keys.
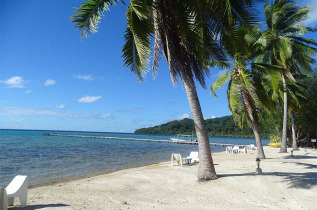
[{"x1": 134, "y1": 116, "x2": 270, "y2": 138}]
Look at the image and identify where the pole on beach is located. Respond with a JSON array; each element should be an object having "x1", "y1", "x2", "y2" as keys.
[{"x1": 256, "y1": 158, "x2": 262, "y2": 173}]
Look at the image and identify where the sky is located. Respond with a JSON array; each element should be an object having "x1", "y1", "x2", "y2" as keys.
[{"x1": 0, "y1": 0, "x2": 316, "y2": 133}]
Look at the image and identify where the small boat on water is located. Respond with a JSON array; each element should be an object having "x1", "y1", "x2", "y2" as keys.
[{"x1": 170, "y1": 134, "x2": 197, "y2": 143}]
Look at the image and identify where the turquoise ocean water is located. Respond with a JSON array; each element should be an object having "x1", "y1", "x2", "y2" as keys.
[{"x1": 0, "y1": 129, "x2": 269, "y2": 187}]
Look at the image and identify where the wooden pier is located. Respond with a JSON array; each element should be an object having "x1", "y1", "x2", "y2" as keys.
[{"x1": 43, "y1": 133, "x2": 243, "y2": 147}]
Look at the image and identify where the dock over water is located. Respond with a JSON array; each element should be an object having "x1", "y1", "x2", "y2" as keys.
[{"x1": 43, "y1": 133, "x2": 243, "y2": 147}]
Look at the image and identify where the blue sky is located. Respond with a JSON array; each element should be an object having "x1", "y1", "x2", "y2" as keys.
[{"x1": 1, "y1": 0, "x2": 316, "y2": 133}]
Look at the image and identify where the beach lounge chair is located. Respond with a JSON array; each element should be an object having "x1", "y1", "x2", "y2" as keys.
[
  {"x1": 2, "y1": 175, "x2": 28, "y2": 209},
  {"x1": 186, "y1": 152, "x2": 199, "y2": 164},
  {"x1": 239, "y1": 146, "x2": 247, "y2": 153},
  {"x1": 249, "y1": 144, "x2": 256, "y2": 150},
  {"x1": 171, "y1": 153, "x2": 183, "y2": 167}
]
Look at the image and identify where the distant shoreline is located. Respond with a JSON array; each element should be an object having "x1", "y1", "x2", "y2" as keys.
[{"x1": 0, "y1": 128, "x2": 263, "y2": 139}]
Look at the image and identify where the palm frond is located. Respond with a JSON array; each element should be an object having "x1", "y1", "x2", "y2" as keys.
[
  {"x1": 289, "y1": 36, "x2": 317, "y2": 47},
  {"x1": 122, "y1": 6, "x2": 153, "y2": 81},
  {"x1": 211, "y1": 71, "x2": 230, "y2": 97},
  {"x1": 283, "y1": 24, "x2": 308, "y2": 35},
  {"x1": 227, "y1": 79, "x2": 249, "y2": 128},
  {"x1": 252, "y1": 63, "x2": 283, "y2": 101},
  {"x1": 209, "y1": 61, "x2": 232, "y2": 69},
  {"x1": 71, "y1": 0, "x2": 119, "y2": 38},
  {"x1": 239, "y1": 69, "x2": 259, "y2": 104},
  {"x1": 130, "y1": 0, "x2": 152, "y2": 20},
  {"x1": 283, "y1": 6, "x2": 310, "y2": 29}
]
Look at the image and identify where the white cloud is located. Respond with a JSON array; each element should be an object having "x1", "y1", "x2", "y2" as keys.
[
  {"x1": 305, "y1": 0, "x2": 317, "y2": 26},
  {"x1": 1, "y1": 76, "x2": 25, "y2": 88},
  {"x1": 100, "y1": 113, "x2": 111, "y2": 118},
  {"x1": 0, "y1": 107, "x2": 112, "y2": 120},
  {"x1": 205, "y1": 115, "x2": 216, "y2": 120},
  {"x1": 74, "y1": 75, "x2": 94, "y2": 81},
  {"x1": 25, "y1": 90, "x2": 32, "y2": 94},
  {"x1": 177, "y1": 113, "x2": 191, "y2": 120},
  {"x1": 44, "y1": 79, "x2": 56, "y2": 86},
  {"x1": 56, "y1": 104, "x2": 65, "y2": 109},
  {"x1": 11, "y1": 118, "x2": 24, "y2": 122},
  {"x1": 78, "y1": 95, "x2": 102, "y2": 103}
]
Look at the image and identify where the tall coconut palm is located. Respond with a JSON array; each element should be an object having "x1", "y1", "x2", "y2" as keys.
[
  {"x1": 71, "y1": 0, "x2": 259, "y2": 180},
  {"x1": 287, "y1": 77, "x2": 307, "y2": 150},
  {"x1": 252, "y1": 63, "x2": 308, "y2": 150},
  {"x1": 253, "y1": 0, "x2": 317, "y2": 152},
  {"x1": 211, "y1": 26, "x2": 267, "y2": 159}
]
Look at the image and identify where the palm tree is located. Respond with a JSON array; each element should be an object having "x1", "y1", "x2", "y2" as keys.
[
  {"x1": 211, "y1": 26, "x2": 267, "y2": 159},
  {"x1": 71, "y1": 0, "x2": 259, "y2": 180},
  {"x1": 287, "y1": 78, "x2": 307, "y2": 150},
  {"x1": 253, "y1": 0, "x2": 317, "y2": 152}
]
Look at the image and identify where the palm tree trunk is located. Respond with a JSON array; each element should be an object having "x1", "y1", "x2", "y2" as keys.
[
  {"x1": 290, "y1": 111, "x2": 298, "y2": 150},
  {"x1": 280, "y1": 74, "x2": 288, "y2": 153},
  {"x1": 252, "y1": 120, "x2": 266, "y2": 159},
  {"x1": 240, "y1": 88, "x2": 266, "y2": 159},
  {"x1": 183, "y1": 76, "x2": 217, "y2": 180}
]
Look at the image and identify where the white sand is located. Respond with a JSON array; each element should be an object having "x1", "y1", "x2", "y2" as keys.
[{"x1": 9, "y1": 147, "x2": 317, "y2": 210}]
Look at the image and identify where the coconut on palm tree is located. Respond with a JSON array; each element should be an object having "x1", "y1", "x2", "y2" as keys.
[
  {"x1": 253, "y1": 0, "x2": 317, "y2": 152},
  {"x1": 71, "y1": 0, "x2": 259, "y2": 180}
]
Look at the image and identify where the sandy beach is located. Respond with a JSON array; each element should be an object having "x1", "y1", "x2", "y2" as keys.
[{"x1": 9, "y1": 146, "x2": 317, "y2": 210}]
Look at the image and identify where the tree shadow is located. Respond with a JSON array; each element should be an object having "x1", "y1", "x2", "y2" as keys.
[
  {"x1": 9, "y1": 203, "x2": 69, "y2": 210},
  {"x1": 282, "y1": 161, "x2": 317, "y2": 170},
  {"x1": 218, "y1": 171, "x2": 317, "y2": 189},
  {"x1": 295, "y1": 162, "x2": 317, "y2": 169},
  {"x1": 283, "y1": 155, "x2": 317, "y2": 160}
]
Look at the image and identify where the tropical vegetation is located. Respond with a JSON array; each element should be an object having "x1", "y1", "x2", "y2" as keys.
[
  {"x1": 252, "y1": 0, "x2": 317, "y2": 152},
  {"x1": 135, "y1": 115, "x2": 272, "y2": 138},
  {"x1": 210, "y1": 0, "x2": 316, "y2": 156}
]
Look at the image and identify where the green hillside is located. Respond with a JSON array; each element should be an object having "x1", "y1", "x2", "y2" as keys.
[{"x1": 134, "y1": 115, "x2": 270, "y2": 138}]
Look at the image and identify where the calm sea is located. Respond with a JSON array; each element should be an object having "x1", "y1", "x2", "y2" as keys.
[{"x1": 0, "y1": 129, "x2": 269, "y2": 187}]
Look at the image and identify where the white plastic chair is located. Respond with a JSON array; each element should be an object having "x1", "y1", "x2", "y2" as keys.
[
  {"x1": 239, "y1": 146, "x2": 247, "y2": 153},
  {"x1": 171, "y1": 153, "x2": 183, "y2": 167},
  {"x1": 187, "y1": 151, "x2": 199, "y2": 164},
  {"x1": 3, "y1": 175, "x2": 28, "y2": 208},
  {"x1": 226, "y1": 146, "x2": 233, "y2": 153},
  {"x1": 232, "y1": 146, "x2": 239, "y2": 154},
  {"x1": 250, "y1": 144, "x2": 256, "y2": 150}
]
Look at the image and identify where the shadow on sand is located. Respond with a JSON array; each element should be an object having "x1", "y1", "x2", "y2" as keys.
[
  {"x1": 283, "y1": 155, "x2": 317, "y2": 160},
  {"x1": 218, "y1": 171, "x2": 317, "y2": 189},
  {"x1": 9, "y1": 204, "x2": 69, "y2": 210}
]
